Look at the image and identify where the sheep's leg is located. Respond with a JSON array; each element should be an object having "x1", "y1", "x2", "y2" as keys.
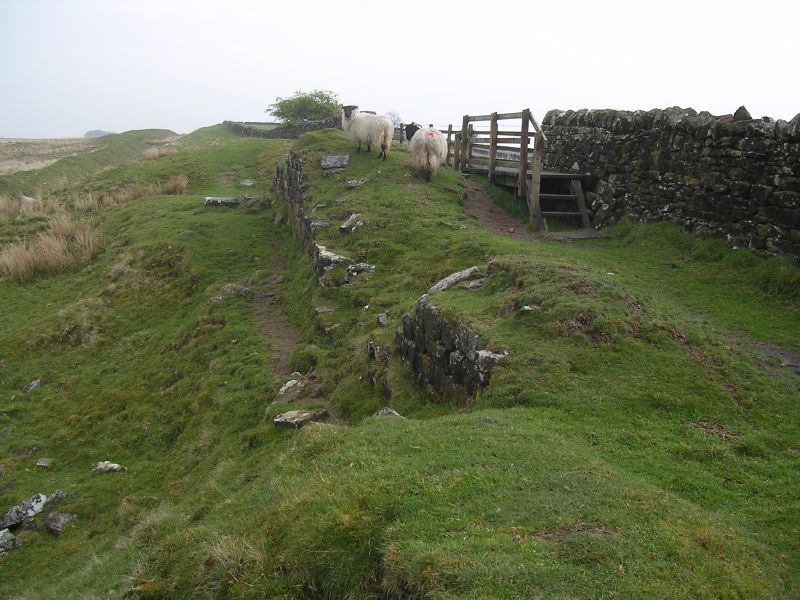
[
  {"x1": 366, "y1": 143, "x2": 371, "y2": 153},
  {"x1": 356, "y1": 142, "x2": 361, "y2": 152}
]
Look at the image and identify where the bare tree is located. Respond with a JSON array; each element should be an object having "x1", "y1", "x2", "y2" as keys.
[{"x1": 386, "y1": 111, "x2": 403, "y2": 127}]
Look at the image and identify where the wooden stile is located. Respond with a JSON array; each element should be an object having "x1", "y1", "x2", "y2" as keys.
[
  {"x1": 530, "y1": 129, "x2": 543, "y2": 230},
  {"x1": 519, "y1": 109, "x2": 530, "y2": 199},
  {"x1": 446, "y1": 124, "x2": 453, "y2": 166},
  {"x1": 460, "y1": 115, "x2": 469, "y2": 172},
  {"x1": 488, "y1": 112, "x2": 498, "y2": 183},
  {"x1": 467, "y1": 124, "x2": 474, "y2": 170}
]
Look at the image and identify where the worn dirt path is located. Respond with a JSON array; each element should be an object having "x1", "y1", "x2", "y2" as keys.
[
  {"x1": 461, "y1": 174, "x2": 536, "y2": 241},
  {"x1": 252, "y1": 233, "x2": 300, "y2": 376}
]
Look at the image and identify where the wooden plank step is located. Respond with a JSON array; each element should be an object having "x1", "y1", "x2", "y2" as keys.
[
  {"x1": 542, "y1": 211, "x2": 583, "y2": 217},
  {"x1": 540, "y1": 193, "x2": 577, "y2": 201},
  {"x1": 542, "y1": 231, "x2": 609, "y2": 240},
  {"x1": 540, "y1": 171, "x2": 592, "y2": 180}
]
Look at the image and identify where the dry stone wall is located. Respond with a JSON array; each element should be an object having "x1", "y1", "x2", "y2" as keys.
[
  {"x1": 395, "y1": 295, "x2": 506, "y2": 402},
  {"x1": 541, "y1": 107, "x2": 800, "y2": 255},
  {"x1": 226, "y1": 117, "x2": 341, "y2": 140},
  {"x1": 274, "y1": 153, "x2": 503, "y2": 400}
]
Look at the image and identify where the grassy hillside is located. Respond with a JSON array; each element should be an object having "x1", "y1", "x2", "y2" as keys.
[
  {"x1": 0, "y1": 127, "x2": 205, "y2": 198},
  {"x1": 0, "y1": 127, "x2": 798, "y2": 598}
]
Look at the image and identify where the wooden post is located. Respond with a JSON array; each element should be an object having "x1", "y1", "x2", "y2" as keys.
[
  {"x1": 399, "y1": 122, "x2": 403, "y2": 145},
  {"x1": 488, "y1": 112, "x2": 498, "y2": 183},
  {"x1": 466, "y1": 123, "x2": 474, "y2": 171},
  {"x1": 446, "y1": 124, "x2": 453, "y2": 166},
  {"x1": 519, "y1": 109, "x2": 530, "y2": 199},
  {"x1": 531, "y1": 129, "x2": 544, "y2": 231},
  {"x1": 454, "y1": 132, "x2": 461, "y2": 170},
  {"x1": 460, "y1": 115, "x2": 469, "y2": 172}
]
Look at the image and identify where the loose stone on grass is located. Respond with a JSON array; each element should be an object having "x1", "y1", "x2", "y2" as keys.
[
  {"x1": 23, "y1": 379, "x2": 41, "y2": 393},
  {"x1": 36, "y1": 458, "x2": 53, "y2": 469},
  {"x1": 375, "y1": 407, "x2": 402, "y2": 417},
  {"x1": 429, "y1": 266, "x2": 481, "y2": 292},
  {"x1": 93, "y1": 461, "x2": 126, "y2": 472},
  {"x1": 0, "y1": 528, "x2": 20, "y2": 554},
  {"x1": 44, "y1": 512, "x2": 76, "y2": 535},
  {"x1": 0, "y1": 493, "x2": 48, "y2": 529},
  {"x1": 345, "y1": 263, "x2": 375, "y2": 283},
  {"x1": 273, "y1": 409, "x2": 326, "y2": 429},
  {"x1": 377, "y1": 313, "x2": 390, "y2": 327},
  {"x1": 339, "y1": 213, "x2": 365, "y2": 234},
  {"x1": 345, "y1": 178, "x2": 368, "y2": 188},
  {"x1": 320, "y1": 155, "x2": 349, "y2": 169},
  {"x1": 44, "y1": 490, "x2": 67, "y2": 509},
  {"x1": 204, "y1": 197, "x2": 241, "y2": 207},
  {"x1": 275, "y1": 378, "x2": 304, "y2": 402},
  {"x1": 211, "y1": 284, "x2": 253, "y2": 302}
]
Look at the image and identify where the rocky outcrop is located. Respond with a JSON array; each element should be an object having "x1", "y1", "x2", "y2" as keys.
[
  {"x1": 542, "y1": 106, "x2": 800, "y2": 255},
  {"x1": 395, "y1": 295, "x2": 506, "y2": 400}
]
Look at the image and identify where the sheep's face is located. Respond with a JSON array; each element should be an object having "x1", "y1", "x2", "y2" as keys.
[
  {"x1": 405, "y1": 123, "x2": 422, "y2": 141},
  {"x1": 342, "y1": 105, "x2": 358, "y2": 118}
]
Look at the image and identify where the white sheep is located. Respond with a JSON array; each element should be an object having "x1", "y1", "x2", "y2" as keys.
[
  {"x1": 341, "y1": 105, "x2": 394, "y2": 160},
  {"x1": 406, "y1": 123, "x2": 448, "y2": 181}
]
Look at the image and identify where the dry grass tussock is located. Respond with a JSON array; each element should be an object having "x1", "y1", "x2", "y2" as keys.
[
  {"x1": 142, "y1": 147, "x2": 174, "y2": 160},
  {"x1": 71, "y1": 175, "x2": 189, "y2": 211},
  {"x1": 0, "y1": 193, "x2": 61, "y2": 218},
  {"x1": 162, "y1": 174, "x2": 188, "y2": 195},
  {"x1": 0, "y1": 215, "x2": 103, "y2": 282}
]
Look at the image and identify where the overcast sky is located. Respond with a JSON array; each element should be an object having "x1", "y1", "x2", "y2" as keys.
[{"x1": 1, "y1": 0, "x2": 798, "y2": 138}]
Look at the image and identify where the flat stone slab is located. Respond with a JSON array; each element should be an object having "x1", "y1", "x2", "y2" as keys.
[
  {"x1": 240, "y1": 179, "x2": 255, "y2": 187},
  {"x1": 429, "y1": 266, "x2": 481, "y2": 292},
  {"x1": 345, "y1": 263, "x2": 375, "y2": 283},
  {"x1": 321, "y1": 155, "x2": 350, "y2": 169},
  {"x1": 93, "y1": 461, "x2": 126, "y2": 472},
  {"x1": 274, "y1": 409, "x2": 326, "y2": 429},
  {"x1": 44, "y1": 511, "x2": 75, "y2": 535},
  {"x1": 204, "y1": 197, "x2": 240, "y2": 207},
  {"x1": 345, "y1": 178, "x2": 368, "y2": 188},
  {"x1": 212, "y1": 284, "x2": 253, "y2": 302},
  {"x1": 339, "y1": 213, "x2": 364, "y2": 234},
  {"x1": 0, "y1": 493, "x2": 47, "y2": 529}
]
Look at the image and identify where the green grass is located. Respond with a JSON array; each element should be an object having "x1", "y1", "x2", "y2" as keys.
[{"x1": 1, "y1": 127, "x2": 798, "y2": 598}]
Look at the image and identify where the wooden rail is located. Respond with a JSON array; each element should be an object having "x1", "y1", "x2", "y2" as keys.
[{"x1": 451, "y1": 109, "x2": 547, "y2": 224}]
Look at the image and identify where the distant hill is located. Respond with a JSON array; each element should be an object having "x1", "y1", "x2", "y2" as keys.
[{"x1": 84, "y1": 129, "x2": 115, "y2": 138}]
